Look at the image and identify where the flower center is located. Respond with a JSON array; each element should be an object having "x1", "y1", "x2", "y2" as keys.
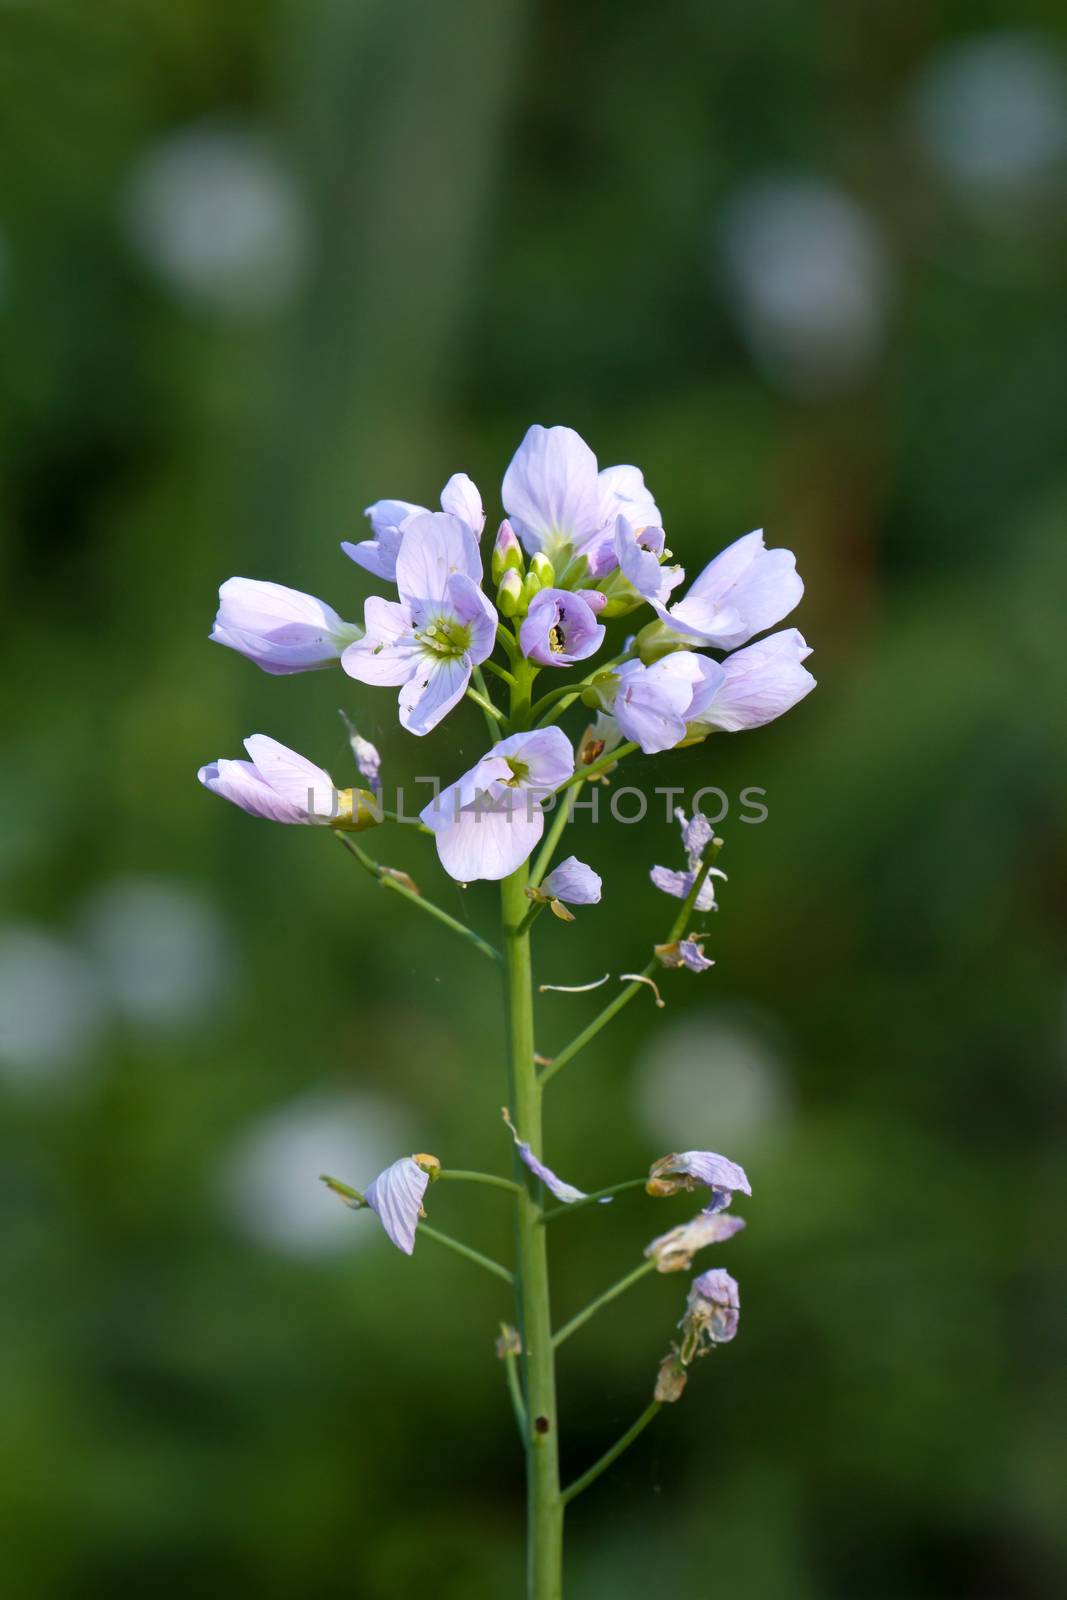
[
  {"x1": 503, "y1": 757, "x2": 530, "y2": 787},
  {"x1": 416, "y1": 613, "x2": 472, "y2": 658}
]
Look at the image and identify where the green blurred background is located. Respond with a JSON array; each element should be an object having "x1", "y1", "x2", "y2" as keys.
[{"x1": 2, "y1": 2, "x2": 1066, "y2": 1595}]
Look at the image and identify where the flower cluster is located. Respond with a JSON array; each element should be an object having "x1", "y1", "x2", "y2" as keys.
[{"x1": 199, "y1": 423, "x2": 815, "y2": 887}]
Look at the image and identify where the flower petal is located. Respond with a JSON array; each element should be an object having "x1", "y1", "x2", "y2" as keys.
[
  {"x1": 211, "y1": 577, "x2": 357, "y2": 674},
  {"x1": 242, "y1": 735, "x2": 338, "y2": 821},
  {"x1": 363, "y1": 1156, "x2": 429, "y2": 1255},
  {"x1": 341, "y1": 597, "x2": 419, "y2": 686},
  {"x1": 439, "y1": 472, "x2": 485, "y2": 534},
  {"x1": 395, "y1": 511, "x2": 483, "y2": 604},
  {"x1": 694, "y1": 629, "x2": 815, "y2": 732},
  {"x1": 501, "y1": 424, "x2": 601, "y2": 553},
  {"x1": 198, "y1": 758, "x2": 309, "y2": 824},
  {"x1": 541, "y1": 856, "x2": 602, "y2": 906}
]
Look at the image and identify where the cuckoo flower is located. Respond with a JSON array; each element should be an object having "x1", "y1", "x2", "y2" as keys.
[
  {"x1": 650, "y1": 864, "x2": 724, "y2": 913},
  {"x1": 198, "y1": 735, "x2": 378, "y2": 829},
  {"x1": 651, "y1": 529, "x2": 803, "y2": 650},
  {"x1": 527, "y1": 856, "x2": 602, "y2": 922},
  {"x1": 501, "y1": 424, "x2": 660, "y2": 578},
  {"x1": 647, "y1": 1150, "x2": 752, "y2": 1214},
  {"x1": 519, "y1": 588, "x2": 607, "y2": 666},
  {"x1": 681, "y1": 1267, "x2": 741, "y2": 1352},
  {"x1": 363, "y1": 1156, "x2": 429, "y2": 1255},
  {"x1": 420, "y1": 727, "x2": 574, "y2": 882},
  {"x1": 644, "y1": 1210, "x2": 746, "y2": 1273},
  {"x1": 655, "y1": 935, "x2": 714, "y2": 972},
  {"x1": 689, "y1": 629, "x2": 816, "y2": 733},
  {"x1": 611, "y1": 654, "x2": 723, "y2": 755},
  {"x1": 342, "y1": 513, "x2": 497, "y2": 736},
  {"x1": 343, "y1": 473, "x2": 485, "y2": 582},
  {"x1": 675, "y1": 807, "x2": 714, "y2": 871},
  {"x1": 613, "y1": 516, "x2": 684, "y2": 608},
  {"x1": 211, "y1": 578, "x2": 362, "y2": 674}
]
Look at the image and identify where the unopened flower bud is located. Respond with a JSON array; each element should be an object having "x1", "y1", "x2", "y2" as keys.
[
  {"x1": 520, "y1": 571, "x2": 543, "y2": 609},
  {"x1": 654, "y1": 1348, "x2": 688, "y2": 1403},
  {"x1": 497, "y1": 569, "x2": 524, "y2": 617},
  {"x1": 635, "y1": 619, "x2": 691, "y2": 665},
  {"x1": 492, "y1": 520, "x2": 524, "y2": 583},
  {"x1": 529, "y1": 551, "x2": 555, "y2": 588},
  {"x1": 556, "y1": 552, "x2": 589, "y2": 589},
  {"x1": 330, "y1": 787, "x2": 384, "y2": 832}
]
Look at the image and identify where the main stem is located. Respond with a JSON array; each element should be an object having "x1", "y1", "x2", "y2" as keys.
[
  {"x1": 502, "y1": 864, "x2": 563, "y2": 1598},
  {"x1": 503, "y1": 651, "x2": 563, "y2": 1597}
]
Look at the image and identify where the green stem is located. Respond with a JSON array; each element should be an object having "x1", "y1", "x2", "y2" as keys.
[
  {"x1": 560, "y1": 1402, "x2": 662, "y2": 1508},
  {"x1": 552, "y1": 1259, "x2": 656, "y2": 1350},
  {"x1": 529, "y1": 785, "x2": 579, "y2": 890},
  {"x1": 467, "y1": 677, "x2": 507, "y2": 733},
  {"x1": 503, "y1": 1344, "x2": 528, "y2": 1444},
  {"x1": 419, "y1": 1224, "x2": 514, "y2": 1285},
  {"x1": 540, "y1": 1176, "x2": 648, "y2": 1222},
  {"x1": 481, "y1": 657, "x2": 517, "y2": 688},
  {"x1": 502, "y1": 777, "x2": 562, "y2": 1596},
  {"x1": 556, "y1": 741, "x2": 639, "y2": 792},
  {"x1": 438, "y1": 1169, "x2": 525, "y2": 1197},
  {"x1": 529, "y1": 651, "x2": 634, "y2": 728},
  {"x1": 337, "y1": 835, "x2": 502, "y2": 964}
]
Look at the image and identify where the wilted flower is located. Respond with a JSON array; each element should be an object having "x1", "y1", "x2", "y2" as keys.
[
  {"x1": 649, "y1": 864, "x2": 725, "y2": 914},
  {"x1": 198, "y1": 735, "x2": 379, "y2": 829},
  {"x1": 679, "y1": 1267, "x2": 741, "y2": 1356},
  {"x1": 420, "y1": 727, "x2": 573, "y2": 882},
  {"x1": 519, "y1": 588, "x2": 607, "y2": 666},
  {"x1": 339, "y1": 712, "x2": 382, "y2": 789},
  {"x1": 675, "y1": 807, "x2": 714, "y2": 871},
  {"x1": 577, "y1": 713, "x2": 623, "y2": 771},
  {"x1": 342, "y1": 513, "x2": 497, "y2": 736},
  {"x1": 644, "y1": 1209, "x2": 746, "y2": 1272},
  {"x1": 647, "y1": 1150, "x2": 752, "y2": 1213},
  {"x1": 655, "y1": 935, "x2": 714, "y2": 972},
  {"x1": 502, "y1": 1108, "x2": 602, "y2": 1204},
  {"x1": 343, "y1": 473, "x2": 485, "y2": 582},
  {"x1": 363, "y1": 1155, "x2": 430, "y2": 1255},
  {"x1": 211, "y1": 577, "x2": 362, "y2": 674}
]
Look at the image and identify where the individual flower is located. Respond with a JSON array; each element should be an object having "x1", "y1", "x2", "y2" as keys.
[
  {"x1": 688, "y1": 629, "x2": 816, "y2": 733},
  {"x1": 519, "y1": 588, "x2": 607, "y2": 666},
  {"x1": 501, "y1": 424, "x2": 659, "y2": 577},
  {"x1": 542, "y1": 856, "x2": 602, "y2": 907},
  {"x1": 210, "y1": 577, "x2": 362, "y2": 674},
  {"x1": 611, "y1": 653, "x2": 724, "y2": 755},
  {"x1": 680, "y1": 1267, "x2": 741, "y2": 1354},
  {"x1": 502, "y1": 1108, "x2": 604, "y2": 1204},
  {"x1": 655, "y1": 935, "x2": 714, "y2": 972},
  {"x1": 647, "y1": 1150, "x2": 752, "y2": 1214},
  {"x1": 675, "y1": 806, "x2": 714, "y2": 870},
  {"x1": 613, "y1": 516, "x2": 684, "y2": 607},
  {"x1": 342, "y1": 513, "x2": 497, "y2": 736},
  {"x1": 649, "y1": 864, "x2": 725, "y2": 914},
  {"x1": 363, "y1": 1155, "x2": 430, "y2": 1255},
  {"x1": 420, "y1": 727, "x2": 573, "y2": 882},
  {"x1": 198, "y1": 735, "x2": 379, "y2": 829},
  {"x1": 644, "y1": 1210, "x2": 746, "y2": 1273},
  {"x1": 651, "y1": 529, "x2": 803, "y2": 650},
  {"x1": 526, "y1": 856, "x2": 602, "y2": 922},
  {"x1": 343, "y1": 473, "x2": 485, "y2": 581}
]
